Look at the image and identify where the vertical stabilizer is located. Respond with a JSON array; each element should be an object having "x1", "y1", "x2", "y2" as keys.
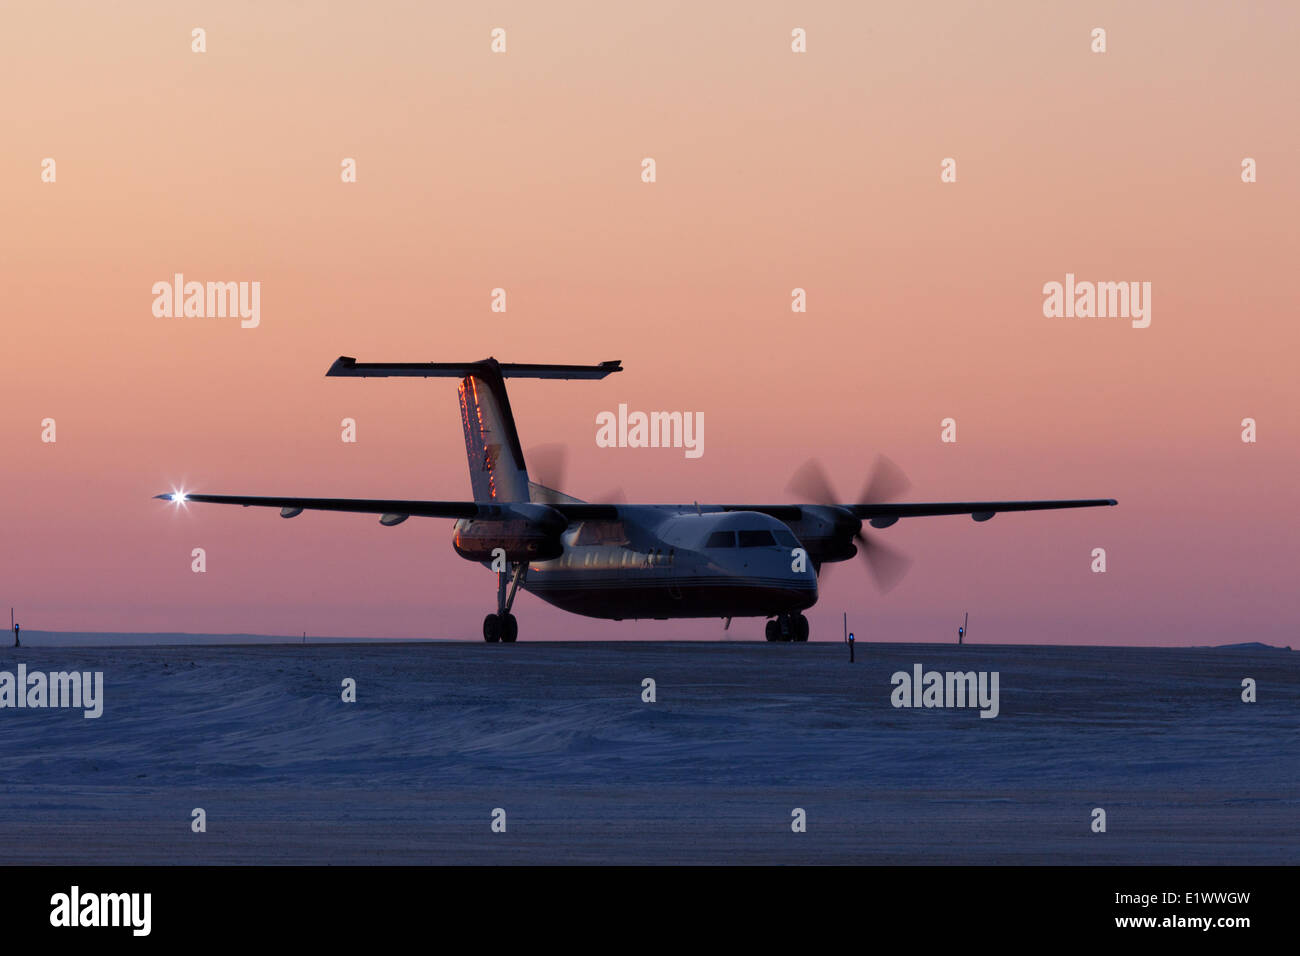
[
  {"x1": 456, "y1": 363, "x2": 530, "y2": 502},
  {"x1": 325, "y1": 355, "x2": 622, "y2": 504}
]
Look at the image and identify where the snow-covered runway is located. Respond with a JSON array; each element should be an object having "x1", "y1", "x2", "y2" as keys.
[{"x1": 0, "y1": 641, "x2": 1293, "y2": 864}]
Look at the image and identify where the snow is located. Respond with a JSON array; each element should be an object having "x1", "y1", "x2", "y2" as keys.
[{"x1": 0, "y1": 641, "x2": 1294, "y2": 863}]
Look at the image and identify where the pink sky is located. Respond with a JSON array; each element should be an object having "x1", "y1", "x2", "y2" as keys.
[{"x1": 2, "y1": 1, "x2": 1296, "y2": 643}]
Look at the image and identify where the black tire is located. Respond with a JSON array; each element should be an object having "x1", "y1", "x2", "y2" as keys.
[
  {"x1": 793, "y1": 614, "x2": 810, "y2": 642},
  {"x1": 483, "y1": 614, "x2": 501, "y2": 643},
  {"x1": 765, "y1": 620, "x2": 780, "y2": 642},
  {"x1": 501, "y1": 613, "x2": 518, "y2": 643},
  {"x1": 776, "y1": 616, "x2": 794, "y2": 642}
]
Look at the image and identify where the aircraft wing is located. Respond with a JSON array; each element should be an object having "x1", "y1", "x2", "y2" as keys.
[
  {"x1": 849, "y1": 498, "x2": 1117, "y2": 520},
  {"x1": 158, "y1": 494, "x2": 1115, "y2": 524},
  {"x1": 155, "y1": 493, "x2": 628, "y2": 522},
  {"x1": 155, "y1": 493, "x2": 481, "y2": 518},
  {"x1": 718, "y1": 499, "x2": 1117, "y2": 522}
]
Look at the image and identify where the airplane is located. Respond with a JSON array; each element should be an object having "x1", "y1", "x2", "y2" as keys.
[{"x1": 157, "y1": 356, "x2": 1117, "y2": 643}]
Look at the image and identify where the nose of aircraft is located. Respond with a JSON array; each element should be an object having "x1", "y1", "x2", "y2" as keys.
[
  {"x1": 792, "y1": 551, "x2": 819, "y2": 595},
  {"x1": 717, "y1": 545, "x2": 818, "y2": 601}
]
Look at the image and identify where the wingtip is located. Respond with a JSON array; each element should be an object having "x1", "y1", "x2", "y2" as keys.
[{"x1": 325, "y1": 355, "x2": 357, "y2": 377}]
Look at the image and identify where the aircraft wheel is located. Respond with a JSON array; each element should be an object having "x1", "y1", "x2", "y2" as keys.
[
  {"x1": 776, "y1": 615, "x2": 794, "y2": 642},
  {"x1": 765, "y1": 620, "x2": 780, "y2": 642},
  {"x1": 793, "y1": 613, "x2": 810, "y2": 642},
  {"x1": 501, "y1": 613, "x2": 518, "y2": 643},
  {"x1": 483, "y1": 614, "x2": 501, "y2": 643}
]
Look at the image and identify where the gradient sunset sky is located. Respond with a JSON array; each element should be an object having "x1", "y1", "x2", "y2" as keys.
[{"x1": 3, "y1": 1, "x2": 1296, "y2": 644}]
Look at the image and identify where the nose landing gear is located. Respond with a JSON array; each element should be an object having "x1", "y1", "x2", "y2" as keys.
[
  {"x1": 765, "y1": 612, "x2": 809, "y2": 642},
  {"x1": 484, "y1": 563, "x2": 526, "y2": 642}
]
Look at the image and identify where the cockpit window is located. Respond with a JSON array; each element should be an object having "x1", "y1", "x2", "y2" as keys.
[
  {"x1": 773, "y1": 529, "x2": 799, "y2": 548},
  {"x1": 704, "y1": 530, "x2": 737, "y2": 549},
  {"x1": 738, "y1": 529, "x2": 777, "y2": 547}
]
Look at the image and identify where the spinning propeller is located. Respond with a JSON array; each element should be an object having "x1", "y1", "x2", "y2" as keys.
[
  {"x1": 526, "y1": 444, "x2": 626, "y2": 505},
  {"x1": 786, "y1": 455, "x2": 914, "y2": 592}
]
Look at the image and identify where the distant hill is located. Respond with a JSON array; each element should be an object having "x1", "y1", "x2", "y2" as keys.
[{"x1": 1210, "y1": 641, "x2": 1293, "y2": 651}]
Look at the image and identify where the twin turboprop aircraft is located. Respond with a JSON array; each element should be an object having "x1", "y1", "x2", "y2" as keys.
[{"x1": 157, "y1": 357, "x2": 1117, "y2": 642}]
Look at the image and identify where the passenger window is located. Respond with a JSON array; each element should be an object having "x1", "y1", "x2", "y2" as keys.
[
  {"x1": 738, "y1": 529, "x2": 776, "y2": 547},
  {"x1": 704, "y1": 531, "x2": 736, "y2": 549},
  {"x1": 574, "y1": 520, "x2": 629, "y2": 546}
]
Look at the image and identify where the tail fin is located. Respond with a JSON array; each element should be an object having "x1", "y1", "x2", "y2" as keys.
[{"x1": 326, "y1": 356, "x2": 621, "y2": 503}]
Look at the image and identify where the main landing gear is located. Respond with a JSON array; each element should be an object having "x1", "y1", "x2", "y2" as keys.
[
  {"x1": 484, "y1": 563, "x2": 526, "y2": 643},
  {"x1": 765, "y1": 612, "x2": 809, "y2": 643}
]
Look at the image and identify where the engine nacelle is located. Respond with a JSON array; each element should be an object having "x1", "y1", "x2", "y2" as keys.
[
  {"x1": 785, "y1": 505, "x2": 862, "y2": 563},
  {"x1": 452, "y1": 503, "x2": 567, "y2": 562}
]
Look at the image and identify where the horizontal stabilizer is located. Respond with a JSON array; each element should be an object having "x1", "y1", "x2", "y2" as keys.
[{"x1": 326, "y1": 356, "x2": 622, "y2": 380}]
